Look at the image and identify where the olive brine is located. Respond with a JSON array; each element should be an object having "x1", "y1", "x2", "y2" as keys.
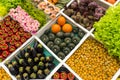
[{"x1": 5, "y1": 41, "x2": 56, "y2": 79}]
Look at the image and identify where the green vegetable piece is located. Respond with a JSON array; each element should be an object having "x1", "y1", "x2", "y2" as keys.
[
  {"x1": 57, "y1": 52, "x2": 65, "y2": 59},
  {"x1": 63, "y1": 47, "x2": 70, "y2": 55},
  {"x1": 52, "y1": 45, "x2": 60, "y2": 53},
  {"x1": 54, "y1": 38, "x2": 62, "y2": 45},
  {"x1": 40, "y1": 34, "x2": 49, "y2": 44},
  {"x1": 72, "y1": 37, "x2": 80, "y2": 44},
  {"x1": 47, "y1": 41, "x2": 54, "y2": 49},
  {"x1": 64, "y1": 37, "x2": 72, "y2": 44},
  {"x1": 48, "y1": 33, "x2": 55, "y2": 41}
]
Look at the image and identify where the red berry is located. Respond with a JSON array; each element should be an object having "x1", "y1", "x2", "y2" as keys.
[
  {"x1": 2, "y1": 51, "x2": 9, "y2": 58},
  {"x1": 9, "y1": 46, "x2": 16, "y2": 52},
  {"x1": 1, "y1": 44, "x2": 8, "y2": 50}
]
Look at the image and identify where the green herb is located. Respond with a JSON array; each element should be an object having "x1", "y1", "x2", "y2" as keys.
[
  {"x1": 93, "y1": 3, "x2": 120, "y2": 59},
  {"x1": 0, "y1": 0, "x2": 47, "y2": 27}
]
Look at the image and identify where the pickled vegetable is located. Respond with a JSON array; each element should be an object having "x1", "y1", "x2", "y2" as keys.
[{"x1": 66, "y1": 37, "x2": 120, "y2": 80}]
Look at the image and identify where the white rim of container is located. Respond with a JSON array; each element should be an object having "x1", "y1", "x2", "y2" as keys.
[{"x1": 0, "y1": 0, "x2": 120, "y2": 80}]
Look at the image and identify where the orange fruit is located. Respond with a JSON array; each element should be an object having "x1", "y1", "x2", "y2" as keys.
[
  {"x1": 62, "y1": 24, "x2": 73, "y2": 33},
  {"x1": 57, "y1": 16, "x2": 66, "y2": 26},
  {"x1": 51, "y1": 24, "x2": 61, "y2": 33},
  {"x1": 107, "y1": 0, "x2": 116, "y2": 4}
]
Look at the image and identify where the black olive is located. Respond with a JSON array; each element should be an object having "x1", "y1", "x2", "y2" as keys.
[
  {"x1": 37, "y1": 70, "x2": 45, "y2": 79},
  {"x1": 44, "y1": 68, "x2": 50, "y2": 75},
  {"x1": 16, "y1": 74, "x2": 23, "y2": 80},
  {"x1": 23, "y1": 73, "x2": 29, "y2": 80},
  {"x1": 38, "y1": 61, "x2": 45, "y2": 69},
  {"x1": 25, "y1": 66, "x2": 31, "y2": 74},
  {"x1": 46, "y1": 56, "x2": 54, "y2": 62},
  {"x1": 36, "y1": 43, "x2": 43, "y2": 53},
  {"x1": 30, "y1": 73, "x2": 36, "y2": 79}
]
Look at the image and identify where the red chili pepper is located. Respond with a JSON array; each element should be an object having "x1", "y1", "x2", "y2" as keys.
[
  {"x1": 8, "y1": 30, "x2": 13, "y2": 36},
  {"x1": 2, "y1": 51, "x2": 9, "y2": 58},
  {"x1": 12, "y1": 28, "x2": 18, "y2": 33},
  {"x1": 4, "y1": 27, "x2": 11, "y2": 33},
  {"x1": 11, "y1": 35, "x2": 16, "y2": 40},
  {"x1": 18, "y1": 32, "x2": 24, "y2": 37},
  {"x1": 10, "y1": 40, "x2": 15, "y2": 46},
  {"x1": 2, "y1": 33, "x2": 8, "y2": 38},
  {"x1": 5, "y1": 37, "x2": 11, "y2": 43},
  {"x1": 9, "y1": 46, "x2": 16, "y2": 52},
  {"x1": 24, "y1": 32, "x2": 31, "y2": 39},
  {"x1": 19, "y1": 27, "x2": 24, "y2": 32},
  {"x1": 0, "y1": 37, "x2": 3, "y2": 41},
  {"x1": 15, "y1": 42, "x2": 22, "y2": 48},
  {"x1": 1, "y1": 24, "x2": 6, "y2": 30},
  {"x1": 21, "y1": 37, "x2": 26, "y2": 43},
  {"x1": 0, "y1": 40, "x2": 6, "y2": 45},
  {"x1": 10, "y1": 24, "x2": 14, "y2": 29},
  {"x1": 67, "y1": 72, "x2": 75, "y2": 80},
  {"x1": 0, "y1": 30, "x2": 4, "y2": 34},
  {"x1": 1, "y1": 44, "x2": 8, "y2": 50},
  {"x1": 53, "y1": 72, "x2": 60, "y2": 79},
  {"x1": 60, "y1": 72, "x2": 67, "y2": 80}
]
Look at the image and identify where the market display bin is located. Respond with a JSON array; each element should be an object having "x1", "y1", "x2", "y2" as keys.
[
  {"x1": 36, "y1": 14, "x2": 87, "y2": 60},
  {"x1": 4, "y1": 38, "x2": 59, "y2": 80}
]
